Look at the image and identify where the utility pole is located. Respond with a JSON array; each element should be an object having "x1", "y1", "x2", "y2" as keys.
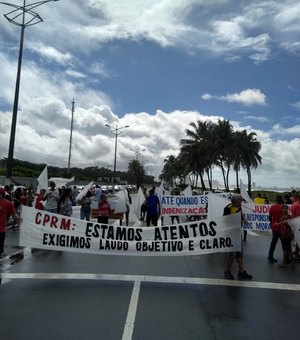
[
  {"x1": 105, "y1": 124, "x2": 129, "y2": 193},
  {"x1": 67, "y1": 98, "x2": 75, "y2": 174},
  {"x1": 0, "y1": 0, "x2": 60, "y2": 184}
]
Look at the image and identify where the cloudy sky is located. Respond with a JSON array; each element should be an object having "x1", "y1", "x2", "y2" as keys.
[{"x1": 1, "y1": 0, "x2": 300, "y2": 189}]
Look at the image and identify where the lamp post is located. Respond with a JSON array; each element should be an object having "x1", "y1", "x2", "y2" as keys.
[
  {"x1": 0, "y1": 0, "x2": 60, "y2": 183},
  {"x1": 130, "y1": 147, "x2": 146, "y2": 161},
  {"x1": 105, "y1": 124, "x2": 129, "y2": 192}
]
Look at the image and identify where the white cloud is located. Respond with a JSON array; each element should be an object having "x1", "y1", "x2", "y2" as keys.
[
  {"x1": 1, "y1": 102, "x2": 300, "y2": 188},
  {"x1": 202, "y1": 89, "x2": 267, "y2": 106},
  {"x1": 245, "y1": 115, "x2": 269, "y2": 123},
  {"x1": 291, "y1": 101, "x2": 300, "y2": 110},
  {"x1": 27, "y1": 41, "x2": 73, "y2": 65},
  {"x1": 65, "y1": 69, "x2": 86, "y2": 79},
  {"x1": 224, "y1": 89, "x2": 267, "y2": 106},
  {"x1": 271, "y1": 123, "x2": 300, "y2": 135}
]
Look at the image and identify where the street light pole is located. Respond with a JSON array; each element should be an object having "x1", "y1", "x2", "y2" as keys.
[
  {"x1": 130, "y1": 147, "x2": 146, "y2": 161},
  {"x1": 0, "y1": 0, "x2": 60, "y2": 183},
  {"x1": 105, "y1": 124, "x2": 129, "y2": 192}
]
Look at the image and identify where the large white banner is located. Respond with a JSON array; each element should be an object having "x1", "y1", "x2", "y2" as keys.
[
  {"x1": 160, "y1": 195, "x2": 208, "y2": 216},
  {"x1": 19, "y1": 206, "x2": 241, "y2": 256}
]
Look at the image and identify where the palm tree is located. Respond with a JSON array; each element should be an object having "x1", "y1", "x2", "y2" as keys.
[
  {"x1": 159, "y1": 155, "x2": 178, "y2": 187},
  {"x1": 238, "y1": 130, "x2": 262, "y2": 194},
  {"x1": 210, "y1": 120, "x2": 236, "y2": 191},
  {"x1": 180, "y1": 121, "x2": 215, "y2": 190},
  {"x1": 128, "y1": 159, "x2": 145, "y2": 189}
]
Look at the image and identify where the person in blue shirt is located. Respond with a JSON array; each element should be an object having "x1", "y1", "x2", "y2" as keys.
[{"x1": 146, "y1": 189, "x2": 160, "y2": 226}]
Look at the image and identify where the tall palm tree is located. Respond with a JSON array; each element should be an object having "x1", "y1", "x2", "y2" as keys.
[
  {"x1": 211, "y1": 120, "x2": 236, "y2": 191},
  {"x1": 160, "y1": 155, "x2": 179, "y2": 187},
  {"x1": 238, "y1": 130, "x2": 262, "y2": 194},
  {"x1": 180, "y1": 121, "x2": 215, "y2": 190}
]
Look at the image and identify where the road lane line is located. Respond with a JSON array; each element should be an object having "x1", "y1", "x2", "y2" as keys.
[
  {"x1": 122, "y1": 280, "x2": 141, "y2": 340},
  {"x1": 1, "y1": 272, "x2": 300, "y2": 291}
]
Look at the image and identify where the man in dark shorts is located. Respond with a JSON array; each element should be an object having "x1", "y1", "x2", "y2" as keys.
[{"x1": 224, "y1": 194, "x2": 252, "y2": 280}]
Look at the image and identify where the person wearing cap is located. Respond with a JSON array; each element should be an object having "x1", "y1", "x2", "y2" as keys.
[
  {"x1": 223, "y1": 194, "x2": 252, "y2": 280},
  {"x1": 0, "y1": 188, "x2": 19, "y2": 258},
  {"x1": 43, "y1": 181, "x2": 59, "y2": 213}
]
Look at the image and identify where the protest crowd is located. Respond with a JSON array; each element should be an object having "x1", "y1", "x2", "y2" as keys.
[{"x1": 1, "y1": 180, "x2": 300, "y2": 283}]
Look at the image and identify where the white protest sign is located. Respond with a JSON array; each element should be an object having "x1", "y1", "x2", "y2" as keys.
[
  {"x1": 242, "y1": 203, "x2": 272, "y2": 231},
  {"x1": 160, "y1": 195, "x2": 208, "y2": 216},
  {"x1": 19, "y1": 206, "x2": 241, "y2": 256}
]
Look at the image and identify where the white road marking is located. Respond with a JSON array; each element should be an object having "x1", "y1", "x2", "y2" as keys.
[
  {"x1": 1, "y1": 272, "x2": 300, "y2": 291},
  {"x1": 122, "y1": 280, "x2": 141, "y2": 340}
]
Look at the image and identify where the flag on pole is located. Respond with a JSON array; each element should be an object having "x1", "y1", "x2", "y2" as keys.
[
  {"x1": 240, "y1": 179, "x2": 254, "y2": 204},
  {"x1": 132, "y1": 187, "x2": 146, "y2": 218},
  {"x1": 75, "y1": 181, "x2": 93, "y2": 201},
  {"x1": 37, "y1": 166, "x2": 48, "y2": 192}
]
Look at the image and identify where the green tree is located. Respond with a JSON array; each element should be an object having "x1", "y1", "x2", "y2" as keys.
[
  {"x1": 159, "y1": 155, "x2": 185, "y2": 187},
  {"x1": 179, "y1": 121, "x2": 215, "y2": 190},
  {"x1": 210, "y1": 120, "x2": 236, "y2": 191},
  {"x1": 127, "y1": 159, "x2": 145, "y2": 189},
  {"x1": 237, "y1": 130, "x2": 262, "y2": 194}
]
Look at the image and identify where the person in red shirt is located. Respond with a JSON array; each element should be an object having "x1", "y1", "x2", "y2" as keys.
[
  {"x1": 35, "y1": 189, "x2": 46, "y2": 210},
  {"x1": 0, "y1": 188, "x2": 19, "y2": 258},
  {"x1": 98, "y1": 193, "x2": 112, "y2": 224},
  {"x1": 268, "y1": 194, "x2": 284, "y2": 262},
  {"x1": 291, "y1": 192, "x2": 300, "y2": 261}
]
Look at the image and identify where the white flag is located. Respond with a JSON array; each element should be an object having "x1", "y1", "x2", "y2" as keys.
[
  {"x1": 37, "y1": 166, "x2": 48, "y2": 191},
  {"x1": 114, "y1": 189, "x2": 128, "y2": 213},
  {"x1": 287, "y1": 216, "x2": 300, "y2": 246},
  {"x1": 75, "y1": 181, "x2": 93, "y2": 201},
  {"x1": 182, "y1": 185, "x2": 193, "y2": 196},
  {"x1": 207, "y1": 192, "x2": 230, "y2": 219},
  {"x1": 48, "y1": 176, "x2": 75, "y2": 188},
  {"x1": 240, "y1": 179, "x2": 254, "y2": 205},
  {"x1": 132, "y1": 187, "x2": 146, "y2": 218}
]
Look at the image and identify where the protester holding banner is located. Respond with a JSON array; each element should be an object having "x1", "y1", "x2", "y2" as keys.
[
  {"x1": 58, "y1": 188, "x2": 73, "y2": 217},
  {"x1": 254, "y1": 192, "x2": 265, "y2": 205},
  {"x1": 43, "y1": 181, "x2": 59, "y2": 213},
  {"x1": 223, "y1": 194, "x2": 252, "y2": 280},
  {"x1": 35, "y1": 189, "x2": 46, "y2": 210},
  {"x1": 98, "y1": 193, "x2": 112, "y2": 224},
  {"x1": 78, "y1": 191, "x2": 92, "y2": 221},
  {"x1": 0, "y1": 188, "x2": 19, "y2": 259},
  {"x1": 277, "y1": 204, "x2": 294, "y2": 267},
  {"x1": 268, "y1": 195, "x2": 283, "y2": 263}
]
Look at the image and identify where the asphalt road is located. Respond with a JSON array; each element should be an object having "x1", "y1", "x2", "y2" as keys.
[{"x1": 1, "y1": 200, "x2": 300, "y2": 340}]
